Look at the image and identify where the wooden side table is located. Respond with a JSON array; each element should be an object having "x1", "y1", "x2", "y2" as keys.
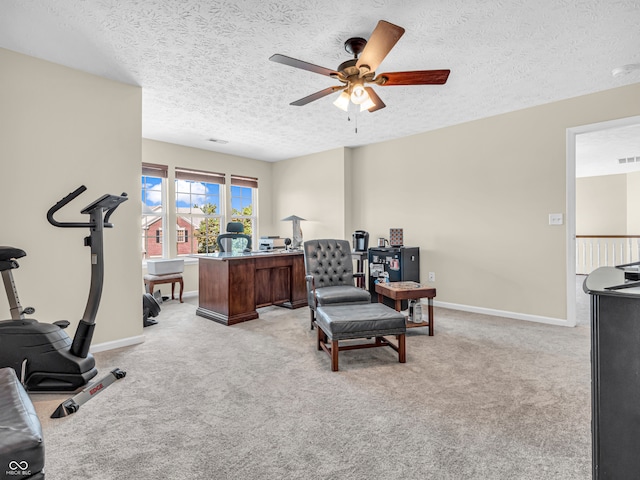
[{"x1": 375, "y1": 281, "x2": 436, "y2": 336}]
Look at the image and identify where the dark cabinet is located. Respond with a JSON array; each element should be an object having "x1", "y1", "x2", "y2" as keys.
[
  {"x1": 584, "y1": 266, "x2": 640, "y2": 479},
  {"x1": 368, "y1": 246, "x2": 420, "y2": 310}
]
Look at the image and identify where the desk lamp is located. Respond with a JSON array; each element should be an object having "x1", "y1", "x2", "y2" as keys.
[{"x1": 282, "y1": 215, "x2": 305, "y2": 249}]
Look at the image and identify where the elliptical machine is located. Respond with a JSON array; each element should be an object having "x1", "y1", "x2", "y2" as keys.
[{"x1": 0, "y1": 185, "x2": 128, "y2": 417}]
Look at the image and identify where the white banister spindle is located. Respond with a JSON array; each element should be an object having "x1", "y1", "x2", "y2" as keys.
[{"x1": 576, "y1": 236, "x2": 640, "y2": 274}]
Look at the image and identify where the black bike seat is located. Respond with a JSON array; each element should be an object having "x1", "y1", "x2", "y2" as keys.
[{"x1": 0, "y1": 246, "x2": 26, "y2": 262}]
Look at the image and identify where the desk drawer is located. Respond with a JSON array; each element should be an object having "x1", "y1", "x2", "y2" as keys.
[{"x1": 254, "y1": 255, "x2": 292, "y2": 269}]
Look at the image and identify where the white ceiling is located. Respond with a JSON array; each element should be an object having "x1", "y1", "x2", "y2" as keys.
[
  {"x1": 1, "y1": 0, "x2": 639, "y2": 163},
  {"x1": 577, "y1": 123, "x2": 640, "y2": 178}
]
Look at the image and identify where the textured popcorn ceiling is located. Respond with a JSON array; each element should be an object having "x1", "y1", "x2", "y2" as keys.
[
  {"x1": 1, "y1": 0, "x2": 639, "y2": 163},
  {"x1": 577, "y1": 124, "x2": 640, "y2": 178}
]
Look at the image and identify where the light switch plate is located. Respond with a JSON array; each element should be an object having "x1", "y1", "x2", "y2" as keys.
[{"x1": 549, "y1": 213, "x2": 564, "y2": 225}]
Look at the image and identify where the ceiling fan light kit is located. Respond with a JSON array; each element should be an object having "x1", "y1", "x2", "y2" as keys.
[
  {"x1": 333, "y1": 91, "x2": 350, "y2": 111},
  {"x1": 269, "y1": 20, "x2": 450, "y2": 114},
  {"x1": 350, "y1": 83, "x2": 369, "y2": 104}
]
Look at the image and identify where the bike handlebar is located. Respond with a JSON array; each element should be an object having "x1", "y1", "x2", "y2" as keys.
[
  {"x1": 47, "y1": 185, "x2": 92, "y2": 228},
  {"x1": 47, "y1": 185, "x2": 127, "y2": 228}
]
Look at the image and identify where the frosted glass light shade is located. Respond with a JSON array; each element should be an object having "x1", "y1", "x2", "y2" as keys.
[
  {"x1": 333, "y1": 91, "x2": 350, "y2": 111},
  {"x1": 350, "y1": 85, "x2": 369, "y2": 104}
]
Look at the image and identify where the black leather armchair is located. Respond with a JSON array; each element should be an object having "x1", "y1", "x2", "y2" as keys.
[
  {"x1": 303, "y1": 239, "x2": 371, "y2": 329},
  {"x1": 217, "y1": 222, "x2": 252, "y2": 253}
]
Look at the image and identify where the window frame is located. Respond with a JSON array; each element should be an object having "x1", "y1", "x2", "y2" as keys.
[
  {"x1": 142, "y1": 163, "x2": 168, "y2": 260},
  {"x1": 175, "y1": 167, "x2": 226, "y2": 255},
  {"x1": 230, "y1": 175, "x2": 258, "y2": 246}
]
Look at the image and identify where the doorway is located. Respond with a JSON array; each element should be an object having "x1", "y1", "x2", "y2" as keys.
[{"x1": 567, "y1": 115, "x2": 640, "y2": 326}]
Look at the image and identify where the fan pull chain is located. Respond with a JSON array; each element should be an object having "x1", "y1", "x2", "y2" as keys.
[
  {"x1": 346, "y1": 107, "x2": 359, "y2": 134},
  {"x1": 354, "y1": 105, "x2": 360, "y2": 133}
]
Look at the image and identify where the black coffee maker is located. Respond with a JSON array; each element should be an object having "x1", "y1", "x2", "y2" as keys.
[{"x1": 352, "y1": 230, "x2": 369, "y2": 252}]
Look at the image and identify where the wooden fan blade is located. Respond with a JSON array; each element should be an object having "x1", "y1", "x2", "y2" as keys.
[
  {"x1": 356, "y1": 20, "x2": 405, "y2": 73},
  {"x1": 270, "y1": 54, "x2": 338, "y2": 77},
  {"x1": 376, "y1": 70, "x2": 450, "y2": 86},
  {"x1": 290, "y1": 86, "x2": 345, "y2": 106},
  {"x1": 364, "y1": 87, "x2": 386, "y2": 112}
]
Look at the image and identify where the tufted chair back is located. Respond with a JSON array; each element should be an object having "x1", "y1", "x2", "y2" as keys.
[
  {"x1": 303, "y1": 239, "x2": 355, "y2": 288},
  {"x1": 303, "y1": 239, "x2": 371, "y2": 329}
]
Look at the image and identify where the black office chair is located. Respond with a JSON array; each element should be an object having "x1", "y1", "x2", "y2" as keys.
[{"x1": 217, "y1": 222, "x2": 252, "y2": 253}]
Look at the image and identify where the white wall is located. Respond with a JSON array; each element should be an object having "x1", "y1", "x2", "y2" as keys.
[
  {"x1": 272, "y1": 148, "x2": 347, "y2": 242},
  {"x1": 346, "y1": 84, "x2": 640, "y2": 322},
  {"x1": 269, "y1": 84, "x2": 640, "y2": 323},
  {"x1": 0, "y1": 48, "x2": 143, "y2": 347},
  {"x1": 576, "y1": 171, "x2": 640, "y2": 235},
  {"x1": 576, "y1": 174, "x2": 628, "y2": 235}
]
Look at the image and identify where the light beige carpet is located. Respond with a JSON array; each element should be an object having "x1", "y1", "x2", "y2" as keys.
[{"x1": 32, "y1": 298, "x2": 592, "y2": 479}]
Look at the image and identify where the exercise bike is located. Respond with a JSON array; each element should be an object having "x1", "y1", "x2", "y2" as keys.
[{"x1": 0, "y1": 185, "x2": 128, "y2": 417}]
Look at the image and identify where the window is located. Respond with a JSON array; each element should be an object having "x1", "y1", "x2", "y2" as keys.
[
  {"x1": 142, "y1": 163, "x2": 167, "y2": 260},
  {"x1": 175, "y1": 167, "x2": 225, "y2": 255},
  {"x1": 177, "y1": 228, "x2": 188, "y2": 243},
  {"x1": 230, "y1": 175, "x2": 258, "y2": 242},
  {"x1": 141, "y1": 165, "x2": 259, "y2": 259}
]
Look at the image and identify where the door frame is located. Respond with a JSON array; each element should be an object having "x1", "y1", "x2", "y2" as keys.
[{"x1": 566, "y1": 114, "x2": 640, "y2": 326}]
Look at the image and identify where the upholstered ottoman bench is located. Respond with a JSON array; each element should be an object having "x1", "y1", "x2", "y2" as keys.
[
  {"x1": 315, "y1": 303, "x2": 406, "y2": 371},
  {"x1": 0, "y1": 367, "x2": 45, "y2": 479}
]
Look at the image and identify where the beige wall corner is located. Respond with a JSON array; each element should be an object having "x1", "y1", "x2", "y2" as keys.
[
  {"x1": 349, "y1": 83, "x2": 640, "y2": 321},
  {"x1": 272, "y1": 148, "x2": 348, "y2": 242}
]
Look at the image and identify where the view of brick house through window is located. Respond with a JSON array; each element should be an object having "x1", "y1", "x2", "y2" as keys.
[
  {"x1": 142, "y1": 165, "x2": 258, "y2": 259},
  {"x1": 175, "y1": 167, "x2": 225, "y2": 255},
  {"x1": 142, "y1": 163, "x2": 167, "y2": 260}
]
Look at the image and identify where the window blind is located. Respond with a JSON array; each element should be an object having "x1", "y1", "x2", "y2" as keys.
[
  {"x1": 231, "y1": 174, "x2": 258, "y2": 188},
  {"x1": 175, "y1": 167, "x2": 225, "y2": 184},
  {"x1": 142, "y1": 163, "x2": 168, "y2": 178}
]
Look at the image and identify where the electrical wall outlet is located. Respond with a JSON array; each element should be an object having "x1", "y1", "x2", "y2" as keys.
[{"x1": 428, "y1": 272, "x2": 436, "y2": 282}]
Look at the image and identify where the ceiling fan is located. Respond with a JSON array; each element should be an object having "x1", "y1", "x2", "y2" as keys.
[{"x1": 269, "y1": 20, "x2": 450, "y2": 113}]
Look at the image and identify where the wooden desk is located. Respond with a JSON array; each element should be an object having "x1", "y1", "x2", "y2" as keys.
[
  {"x1": 195, "y1": 250, "x2": 307, "y2": 326},
  {"x1": 375, "y1": 281, "x2": 436, "y2": 336}
]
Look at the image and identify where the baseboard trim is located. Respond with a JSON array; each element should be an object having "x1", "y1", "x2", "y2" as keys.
[
  {"x1": 434, "y1": 300, "x2": 573, "y2": 327},
  {"x1": 90, "y1": 335, "x2": 146, "y2": 353}
]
